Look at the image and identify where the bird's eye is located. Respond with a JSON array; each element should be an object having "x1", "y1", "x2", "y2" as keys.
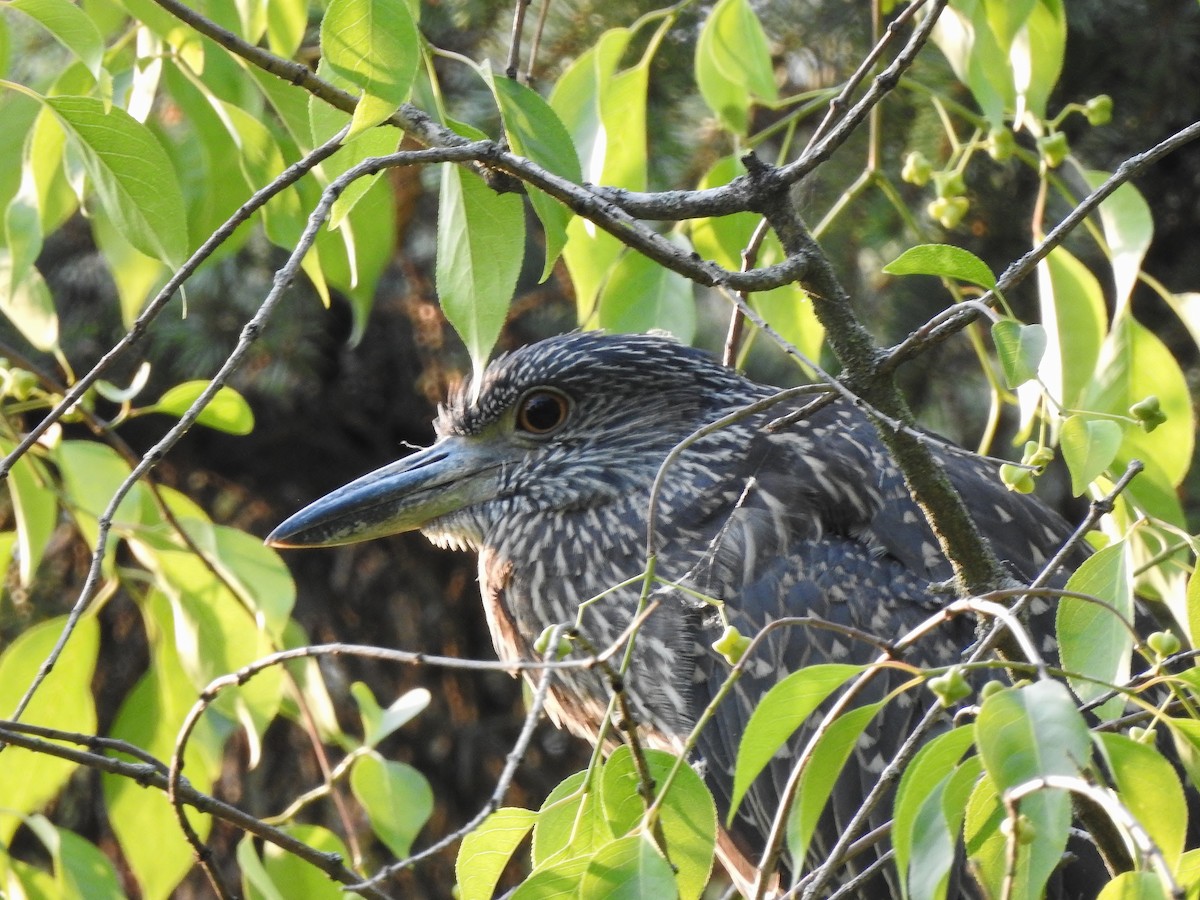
[{"x1": 516, "y1": 389, "x2": 570, "y2": 436}]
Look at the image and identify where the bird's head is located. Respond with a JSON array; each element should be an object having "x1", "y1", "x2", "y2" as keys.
[{"x1": 266, "y1": 332, "x2": 760, "y2": 553}]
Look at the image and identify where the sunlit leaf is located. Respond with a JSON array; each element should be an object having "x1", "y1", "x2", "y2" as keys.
[
  {"x1": 786, "y1": 701, "x2": 883, "y2": 865},
  {"x1": 256, "y1": 825, "x2": 348, "y2": 900},
  {"x1": 578, "y1": 834, "x2": 677, "y2": 900},
  {"x1": 350, "y1": 750, "x2": 434, "y2": 858},
  {"x1": 150, "y1": 381, "x2": 255, "y2": 435},
  {"x1": 1036, "y1": 246, "x2": 1106, "y2": 411},
  {"x1": 1057, "y1": 542, "x2": 1133, "y2": 719},
  {"x1": 597, "y1": 241, "x2": 696, "y2": 342},
  {"x1": 1095, "y1": 732, "x2": 1186, "y2": 868},
  {"x1": 489, "y1": 70, "x2": 581, "y2": 281},
  {"x1": 884, "y1": 243, "x2": 997, "y2": 290},
  {"x1": 436, "y1": 162, "x2": 524, "y2": 378},
  {"x1": 601, "y1": 747, "x2": 715, "y2": 900},
  {"x1": 0, "y1": 437, "x2": 56, "y2": 586},
  {"x1": 351, "y1": 683, "x2": 431, "y2": 748},
  {"x1": 320, "y1": 0, "x2": 419, "y2": 137},
  {"x1": 730, "y1": 663, "x2": 861, "y2": 820},
  {"x1": 1084, "y1": 172, "x2": 1152, "y2": 319},
  {"x1": 457, "y1": 807, "x2": 537, "y2": 900},
  {"x1": 9, "y1": 0, "x2": 104, "y2": 77},
  {"x1": 46, "y1": 96, "x2": 188, "y2": 265},
  {"x1": 694, "y1": 0, "x2": 776, "y2": 134},
  {"x1": 0, "y1": 249, "x2": 58, "y2": 351},
  {"x1": 0, "y1": 617, "x2": 99, "y2": 845},
  {"x1": 531, "y1": 770, "x2": 611, "y2": 867}
]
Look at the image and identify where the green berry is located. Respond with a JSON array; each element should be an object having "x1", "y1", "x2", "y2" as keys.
[
  {"x1": 1037, "y1": 132, "x2": 1069, "y2": 168},
  {"x1": 979, "y1": 680, "x2": 1007, "y2": 702},
  {"x1": 986, "y1": 127, "x2": 1015, "y2": 162},
  {"x1": 999, "y1": 463, "x2": 1035, "y2": 494},
  {"x1": 1001, "y1": 813, "x2": 1037, "y2": 845},
  {"x1": 712, "y1": 625, "x2": 752, "y2": 665},
  {"x1": 901, "y1": 151, "x2": 932, "y2": 186},
  {"x1": 933, "y1": 170, "x2": 966, "y2": 199},
  {"x1": 7, "y1": 368, "x2": 38, "y2": 401},
  {"x1": 928, "y1": 196, "x2": 969, "y2": 230},
  {"x1": 1147, "y1": 630, "x2": 1181, "y2": 659},
  {"x1": 1020, "y1": 442, "x2": 1054, "y2": 473},
  {"x1": 533, "y1": 625, "x2": 572, "y2": 660},
  {"x1": 928, "y1": 667, "x2": 972, "y2": 707},
  {"x1": 1129, "y1": 395, "x2": 1167, "y2": 433},
  {"x1": 1084, "y1": 94, "x2": 1113, "y2": 126}
]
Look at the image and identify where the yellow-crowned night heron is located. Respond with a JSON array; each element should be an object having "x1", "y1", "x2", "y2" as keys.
[{"x1": 268, "y1": 332, "x2": 1082, "y2": 895}]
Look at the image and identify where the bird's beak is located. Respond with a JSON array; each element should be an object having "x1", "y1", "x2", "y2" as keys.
[{"x1": 266, "y1": 436, "x2": 502, "y2": 548}]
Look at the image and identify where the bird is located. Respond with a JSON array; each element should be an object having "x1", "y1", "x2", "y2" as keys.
[{"x1": 268, "y1": 331, "x2": 1084, "y2": 896}]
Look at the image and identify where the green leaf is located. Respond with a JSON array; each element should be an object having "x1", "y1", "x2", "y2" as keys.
[
  {"x1": 0, "y1": 616, "x2": 99, "y2": 845},
  {"x1": 1059, "y1": 414, "x2": 1123, "y2": 496},
  {"x1": 991, "y1": 320, "x2": 1046, "y2": 388},
  {"x1": 0, "y1": 249, "x2": 59, "y2": 352},
  {"x1": 436, "y1": 163, "x2": 525, "y2": 377},
  {"x1": 6, "y1": 156, "x2": 44, "y2": 290},
  {"x1": 489, "y1": 70, "x2": 581, "y2": 281},
  {"x1": 1084, "y1": 315, "x2": 1193, "y2": 488},
  {"x1": 884, "y1": 243, "x2": 997, "y2": 290},
  {"x1": 54, "y1": 440, "x2": 152, "y2": 549},
  {"x1": 931, "y1": 2, "x2": 1014, "y2": 125},
  {"x1": 1011, "y1": 0, "x2": 1065, "y2": 121},
  {"x1": 319, "y1": 0, "x2": 419, "y2": 137},
  {"x1": 9, "y1": 0, "x2": 105, "y2": 78},
  {"x1": 1057, "y1": 542, "x2": 1133, "y2": 719},
  {"x1": 531, "y1": 770, "x2": 612, "y2": 867},
  {"x1": 906, "y1": 755, "x2": 983, "y2": 900},
  {"x1": 265, "y1": 0, "x2": 306, "y2": 57},
  {"x1": 1036, "y1": 246, "x2": 1106, "y2": 410},
  {"x1": 1095, "y1": 871, "x2": 1170, "y2": 900},
  {"x1": 46, "y1": 96, "x2": 188, "y2": 266},
  {"x1": 730, "y1": 663, "x2": 862, "y2": 820},
  {"x1": 892, "y1": 725, "x2": 976, "y2": 899},
  {"x1": 578, "y1": 834, "x2": 677, "y2": 900},
  {"x1": 786, "y1": 700, "x2": 884, "y2": 865},
  {"x1": 971, "y1": 681, "x2": 1087, "y2": 898},
  {"x1": 511, "y1": 854, "x2": 590, "y2": 899},
  {"x1": 256, "y1": 825, "x2": 348, "y2": 900},
  {"x1": 204, "y1": 524, "x2": 296, "y2": 639},
  {"x1": 0, "y1": 437, "x2": 57, "y2": 586},
  {"x1": 976, "y1": 680, "x2": 1090, "y2": 788},
  {"x1": 694, "y1": 0, "x2": 777, "y2": 134},
  {"x1": 1084, "y1": 172, "x2": 1153, "y2": 318},
  {"x1": 962, "y1": 770, "x2": 1071, "y2": 899},
  {"x1": 103, "y1": 593, "x2": 222, "y2": 900},
  {"x1": 456, "y1": 807, "x2": 537, "y2": 900},
  {"x1": 600, "y1": 747, "x2": 715, "y2": 900},
  {"x1": 550, "y1": 27, "x2": 646, "y2": 314},
  {"x1": 150, "y1": 381, "x2": 255, "y2": 435},
  {"x1": 350, "y1": 750, "x2": 434, "y2": 858},
  {"x1": 597, "y1": 242, "x2": 696, "y2": 342},
  {"x1": 689, "y1": 156, "x2": 758, "y2": 270},
  {"x1": 1095, "y1": 732, "x2": 1186, "y2": 868},
  {"x1": 351, "y1": 683, "x2": 430, "y2": 748}
]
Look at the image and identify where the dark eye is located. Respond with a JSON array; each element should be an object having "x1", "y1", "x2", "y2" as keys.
[{"x1": 516, "y1": 389, "x2": 570, "y2": 435}]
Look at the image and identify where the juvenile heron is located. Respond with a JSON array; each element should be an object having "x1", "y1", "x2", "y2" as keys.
[{"x1": 269, "y1": 332, "x2": 1078, "y2": 894}]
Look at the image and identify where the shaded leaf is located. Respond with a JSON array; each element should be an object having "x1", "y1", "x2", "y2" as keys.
[
  {"x1": 892, "y1": 725, "x2": 976, "y2": 899},
  {"x1": 992, "y1": 319, "x2": 1046, "y2": 388},
  {"x1": 1060, "y1": 415, "x2": 1123, "y2": 496},
  {"x1": 597, "y1": 240, "x2": 696, "y2": 342},
  {"x1": 1095, "y1": 732, "x2": 1186, "y2": 868},
  {"x1": 1057, "y1": 542, "x2": 1133, "y2": 719}
]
